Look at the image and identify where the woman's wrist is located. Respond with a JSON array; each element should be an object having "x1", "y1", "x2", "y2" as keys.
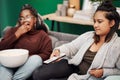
[
  {"x1": 15, "y1": 31, "x2": 22, "y2": 38},
  {"x1": 54, "y1": 49, "x2": 60, "y2": 53},
  {"x1": 15, "y1": 32, "x2": 20, "y2": 38}
]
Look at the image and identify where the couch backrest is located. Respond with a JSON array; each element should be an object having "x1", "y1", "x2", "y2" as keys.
[
  {"x1": 48, "y1": 31, "x2": 79, "y2": 49},
  {"x1": 1, "y1": 26, "x2": 79, "y2": 50}
]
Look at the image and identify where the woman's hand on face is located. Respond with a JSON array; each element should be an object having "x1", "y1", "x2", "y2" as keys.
[
  {"x1": 15, "y1": 22, "x2": 31, "y2": 38},
  {"x1": 50, "y1": 49, "x2": 60, "y2": 59},
  {"x1": 89, "y1": 68, "x2": 103, "y2": 78}
]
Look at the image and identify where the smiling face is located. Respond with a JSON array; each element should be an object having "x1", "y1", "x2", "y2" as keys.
[
  {"x1": 93, "y1": 11, "x2": 114, "y2": 37},
  {"x1": 19, "y1": 9, "x2": 37, "y2": 30}
]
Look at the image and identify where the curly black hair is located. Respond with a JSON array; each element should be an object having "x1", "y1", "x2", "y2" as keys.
[{"x1": 18, "y1": 4, "x2": 48, "y2": 33}]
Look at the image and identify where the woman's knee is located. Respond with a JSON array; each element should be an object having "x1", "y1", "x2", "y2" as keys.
[
  {"x1": 13, "y1": 55, "x2": 43, "y2": 80},
  {"x1": 33, "y1": 60, "x2": 71, "y2": 80},
  {"x1": 28, "y1": 55, "x2": 43, "y2": 66}
]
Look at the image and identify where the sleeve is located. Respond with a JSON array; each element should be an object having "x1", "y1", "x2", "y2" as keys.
[
  {"x1": 102, "y1": 38, "x2": 120, "y2": 77},
  {"x1": 54, "y1": 31, "x2": 94, "y2": 58},
  {"x1": 102, "y1": 56, "x2": 120, "y2": 77},
  {"x1": 37, "y1": 31, "x2": 52, "y2": 61},
  {"x1": 0, "y1": 27, "x2": 18, "y2": 50}
]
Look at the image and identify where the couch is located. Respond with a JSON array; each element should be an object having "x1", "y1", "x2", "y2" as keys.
[{"x1": 1, "y1": 27, "x2": 120, "y2": 80}]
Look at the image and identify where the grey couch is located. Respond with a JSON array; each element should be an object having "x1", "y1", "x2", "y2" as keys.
[{"x1": 1, "y1": 27, "x2": 120, "y2": 80}]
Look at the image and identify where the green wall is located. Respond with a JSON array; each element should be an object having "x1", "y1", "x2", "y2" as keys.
[
  {"x1": 0, "y1": 0, "x2": 63, "y2": 30},
  {"x1": 0, "y1": 0, "x2": 120, "y2": 36}
]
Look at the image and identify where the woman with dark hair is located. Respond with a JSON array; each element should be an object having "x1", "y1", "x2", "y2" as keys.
[
  {"x1": 33, "y1": 0, "x2": 120, "y2": 80},
  {"x1": 0, "y1": 4, "x2": 52, "y2": 80}
]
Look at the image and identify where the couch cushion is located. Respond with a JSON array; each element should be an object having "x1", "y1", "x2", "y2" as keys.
[
  {"x1": 48, "y1": 31, "x2": 79, "y2": 49},
  {"x1": 49, "y1": 35, "x2": 58, "y2": 49},
  {"x1": 48, "y1": 31, "x2": 79, "y2": 42},
  {"x1": 49, "y1": 35, "x2": 69, "y2": 49},
  {"x1": 55, "y1": 41, "x2": 69, "y2": 48}
]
